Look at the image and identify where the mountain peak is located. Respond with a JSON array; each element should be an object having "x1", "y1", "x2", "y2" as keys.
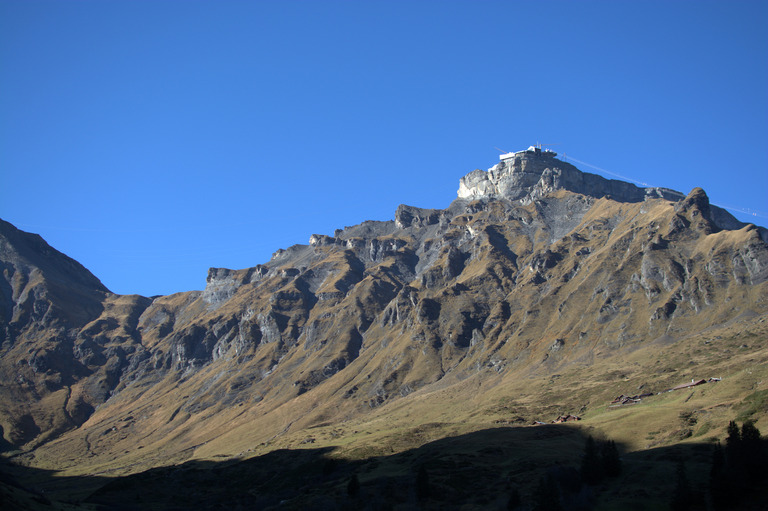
[{"x1": 457, "y1": 145, "x2": 681, "y2": 205}]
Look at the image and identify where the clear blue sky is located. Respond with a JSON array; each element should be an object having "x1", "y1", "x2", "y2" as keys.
[{"x1": 2, "y1": 0, "x2": 767, "y2": 297}]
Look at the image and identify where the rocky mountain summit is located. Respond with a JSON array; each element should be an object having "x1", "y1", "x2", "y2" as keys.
[
  {"x1": 1, "y1": 147, "x2": 767, "y2": 509},
  {"x1": 459, "y1": 146, "x2": 753, "y2": 234},
  {"x1": 458, "y1": 146, "x2": 680, "y2": 204}
]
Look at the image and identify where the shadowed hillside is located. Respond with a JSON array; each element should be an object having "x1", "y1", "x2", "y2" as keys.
[{"x1": 3, "y1": 423, "x2": 767, "y2": 510}]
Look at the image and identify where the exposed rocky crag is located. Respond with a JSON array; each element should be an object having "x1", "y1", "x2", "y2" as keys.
[
  {"x1": 458, "y1": 147, "x2": 682, "y2": 204},
  {"x1": 1, "y1": 148, "x2": 766, "y2": 475},
  {"x1": 0, "y1": 219, "x2": 153, "y2": 446}
]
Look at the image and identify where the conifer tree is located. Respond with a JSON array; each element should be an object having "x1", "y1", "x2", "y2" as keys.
[
  {"x1": 725, "y1": 420, "x2": 742, "y2": 467},
  {"x1": 581, "y1": 436, "x2": 603, "y2": 484},
  {"x1": 711, "y1": 419, "x2": 765, "y2": 510},
  {"x1": 740, "y1": 420, "x2": 763, "y2": 482},
  {"x1": 600, "y1": 440, "x2": 621, "y2": 477},
  {"x1": 740, "y1": 419, "x2": 760, "y2": 445}
]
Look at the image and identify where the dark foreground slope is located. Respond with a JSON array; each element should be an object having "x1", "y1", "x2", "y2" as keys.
[
  {"x1": 3, "y1": 422, "x2": 768, "y2": 510},
  {"x1": 1, "y1": 150, "x2": 767, "y2": 509}
]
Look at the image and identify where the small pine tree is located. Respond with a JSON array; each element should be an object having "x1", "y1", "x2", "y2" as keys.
[
  {"x1": 740, "y1": 420, "x2": 761, "y2": 445},
  {"x1": 600, "y1": 440, "x2": 622, "y2": 478},
  {"x1": 725, "y1": 420, "x2": 742, "y2": 467},
  {"x1": 581, "y1": 436, "x2": 603, "y2": 485},
  {"x1": 740, "y1": 420, "x2": 763, "y2": 482},
  {"x1": 347, "y1": 474, "x2": 360, "y2": 498}
]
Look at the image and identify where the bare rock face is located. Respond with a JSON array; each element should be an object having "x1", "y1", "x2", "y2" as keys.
[
  {"x1": 0, "y1": 219, "x2": 109, "y2": 340},
  {"x1": 202, "y1": 266, "x2": 267, "y2": 308},
  {"x1": 457, "y1": 147, "x2": 764, "y2": 241},
  {"x1": 457, "y1": 147, "x2": 680, "y2": 204},
  {"x1": 1, "y1": 149, "x2": 767, "y2": 459},
  {"x1": 0, "y1": 219, "x2": 151, "y2": 446}
]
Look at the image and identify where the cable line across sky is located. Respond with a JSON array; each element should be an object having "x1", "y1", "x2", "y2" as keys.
[{"x1": 563, "y1": 155, "x2": 767, "y2": 220}]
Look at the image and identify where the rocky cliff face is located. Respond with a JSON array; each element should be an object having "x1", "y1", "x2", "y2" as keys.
[
  {"x1": 0, "y1": 219, "x2": 153, "y2": 446},
  {"x1": 458, "y1": 148, "x2": 678, "y2": 202},
  {"x1": 1, "y1": 150, "x2": 767, "y2": 470},
  {"x1": 458, "y1": 147, "x2": 757, "y2": 235}
]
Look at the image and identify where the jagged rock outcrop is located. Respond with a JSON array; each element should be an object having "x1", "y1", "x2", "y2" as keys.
[
  {"x1": 458, "y1": 147, "x2": 681, "y2": 203},
  {"x1": 1, "y1": 148, "x2": 766, "y2": 462},
  {"x1": 0, "y1": 219, "x2": 151, "y2": 446},
  {"x1": 458, "y1": 147, "x2": 765, "y2": 241}
]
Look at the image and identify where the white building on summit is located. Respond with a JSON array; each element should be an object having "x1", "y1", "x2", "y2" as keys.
[{"x1": 499, "y1": 145, "x2": 557, "y2": 161}]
